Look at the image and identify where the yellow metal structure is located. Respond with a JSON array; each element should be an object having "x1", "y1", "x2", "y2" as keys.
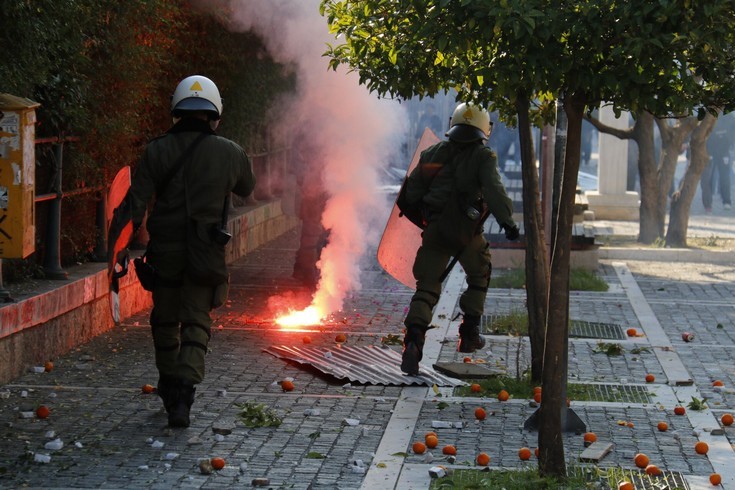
[{"x1": 0, "y1": 94, "x2": 39, "y2": 258}]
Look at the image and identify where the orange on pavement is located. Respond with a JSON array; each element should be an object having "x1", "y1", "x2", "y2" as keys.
[
  {"x1": 412, "y1": 441, "x2": 426, "y2": 454},
  {"x1": 634, "y1": 453, "x2": 649, "y2": 468}
]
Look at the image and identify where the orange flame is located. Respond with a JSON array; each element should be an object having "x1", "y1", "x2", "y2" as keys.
[{"x1": 275, "y1": 305, "x2": 324, "y2": 329}]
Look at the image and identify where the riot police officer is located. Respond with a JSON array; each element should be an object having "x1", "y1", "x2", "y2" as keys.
[
  {"x1": 129, "y1": 75, "x2": 256, "y2": 427},
  {"x1": 401, "y1": 102, "x2": 519, "y2": 376}
]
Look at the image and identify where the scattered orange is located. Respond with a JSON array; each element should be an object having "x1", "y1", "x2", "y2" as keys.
[
  {"x1": 424, "y1": 431, "x2": 437, "y2": 440},
  {"x1": 618, "y1": 481, "x2": 634, "y2": 490},
  {"x1": 141, "y1": 384, "x2": 155, "y2": 394},
  {"x1": 463, "y1": 357, "x2": 472, "y2": 363},
  {"x1": 710, "y1": 473, "x2": 722, "y2": 486},
  {"x1": 302, "y1": 336, "x2": 312, "y2": 344},
  {"x1": 645, "y1": 464, "x2": 662, "y2": 476},
  {"x1": 533, "y1": 392, "x2": 542, "y2": 403},
  {"x1": 634, "y1": 453, "x2": 650, "y2": 468},
  {"x1": 474, "y1": 407, "x2": 487, "y2": 420},
  {"x1": 712, "y1": 380, "x2": 724, "y2": 387},
  {"x1": 470, "y1": 383, "x2": 482, "y2": 393},
  {"x1": 281, "y1": 380, "x2": 295, "y2": 392},
  {"x1": 626, "y1": 421, "x2": 635, "y2": 428},
  {"x1": 36, "y1": 405, "x2": 50, "y2": 419},
  {"x1": 657, "y1": 421, "x2": 669, "y2": 432},
  {"x1": 497, "y1": 390, "x2": 510, "y2": 402},
  {"x1": 210, "y1": 457, "x2": 226, "y2": 470},
  {"x1": 695, "y1": 441, "x2": 709, "y2": 455},
  {"x1": 412, "y1": 441, "x2": 427, "y2": 454},
  {"x1": 626, "y1": 328, "x2": 637, "y2": 337},
  {"x1": 534, "y1": 447, "x2": 540, "y2": 457},
  {"x1": 476, "y1": 452, "x2": 490, "y2": 466},
  {"x1": 518, "y1": 447, "x2": 531, "y2": 460},
  {"x1": 721, "y1": 413, "x2": 734, "y2": 426},
  {"x1": 44, "y1": 361, "x2": 54, "y2": 372},
  {"x1": 425, "y1": 434, "x2": 439, "y2": 448},
  {"x1": 645, "y1": 374, "x2": 655, "y2": 383},
  {"x1": 583, "y1": 432, "x2": 597, "y2": 444},
  {"x1": 335, "y1": 333, "x2": 347, "y2": 343},
  {"x1": 674, "y1": 405, "x2": 686, "y2": 416},
  {"x1": 442, "y1": 445, "x2": 457, "y2": 456}
]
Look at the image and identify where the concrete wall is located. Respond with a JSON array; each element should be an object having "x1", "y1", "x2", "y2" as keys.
[{"x1": 0, "y1": 200, "x2": 299, "y2": 384}]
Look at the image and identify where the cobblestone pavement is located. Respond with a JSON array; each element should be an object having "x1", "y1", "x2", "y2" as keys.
[{"x1": 1, "y1": 226, "x2": 735, "y2": 489}]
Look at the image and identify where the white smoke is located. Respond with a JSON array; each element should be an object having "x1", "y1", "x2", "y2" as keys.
[{"x1": 197, "y1": 0, "x2": 406, "y2": 316}]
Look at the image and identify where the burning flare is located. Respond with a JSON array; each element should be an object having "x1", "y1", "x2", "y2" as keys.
[{"x1": 275, "y1": 305, "x2": 323, "y2": 328}]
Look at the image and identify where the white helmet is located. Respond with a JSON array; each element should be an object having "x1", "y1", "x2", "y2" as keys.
[
  {"x1": 446, "y1": 102, "x2": 491, "y2": 142},
  {"x1": 171, "y1": 75, "x2": 222, "y2": 120}
]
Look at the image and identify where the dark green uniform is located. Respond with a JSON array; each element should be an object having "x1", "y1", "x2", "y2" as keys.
[
  {"x1": 130, "y1": 118, "x2": 255, "y2": 385},
  {"x1": 404, "y1": 139, "x2": 515, "y2": 330}
]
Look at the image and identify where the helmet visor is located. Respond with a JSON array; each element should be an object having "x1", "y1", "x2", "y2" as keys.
[{"x1": 172, "y1": 97, "x2": 220, "y2": 119}]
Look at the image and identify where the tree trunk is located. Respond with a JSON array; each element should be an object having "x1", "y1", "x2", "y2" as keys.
[
  {"x1": 538, "y1": 92, "x2": 585, "y2": 478},
  {"x1": 516, "y1": 96, "x2": 549, "y2": 383},
  {"x1": 632, "y1": 112, "x2": 662, "y2": 243},
  {"x1": 666, "y1": 113, "x2": 718, "y2": 246},
  {"x1": 655, "y1": 116, "x2": 699, "y2": 239}
]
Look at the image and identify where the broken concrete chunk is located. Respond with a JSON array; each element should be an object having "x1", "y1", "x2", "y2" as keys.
[
  {"x1": 343, "y1": 418, "x2": 360, "y2": 426},
  {"x1": 44, "y1": 438, "x2": 63, "y2": 451},
  {"x1": 33, "y1": 453, "x2": 51, "y2": 463},
  {"x1": 212, "y1": 420, "x2": 235, "y2": 436},
  {"x1": 199, "y1": 459, "x2": 213, "y2": 475}
]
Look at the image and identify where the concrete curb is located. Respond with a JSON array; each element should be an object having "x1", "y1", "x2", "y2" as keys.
[{"x1": 600, "y1": 247, "x2": 735, "y2": 264}]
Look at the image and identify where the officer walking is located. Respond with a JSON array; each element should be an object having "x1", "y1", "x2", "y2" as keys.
[
  {"x1": 129, "y1": 75, "x2": 256, "y2": 427},
  {"x1": 401, "y1": 103, "x2": 519, "y2": 376}
]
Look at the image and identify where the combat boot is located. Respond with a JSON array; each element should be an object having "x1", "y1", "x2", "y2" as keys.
[
  {"x1": 458, "y1": 314, "x2": 486, "y2": 353},
  {"x1": 401, "y1": 325, "x2": 427, "y2": 376},
  {"x1": 157, "y1": 375, "x2": 180, "y2": 415},
  {"x1": 168, "y1": 381, "x2": 196, "y2": 428}
]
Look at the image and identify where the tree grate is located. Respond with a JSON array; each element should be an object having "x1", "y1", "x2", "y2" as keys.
[
  {"x1": 480, "y1": 314, "x2": 627, "y2": 340},
  {"x1": 569, "y1": 383, "x2": 652, "y2": 404},
  {"x1": 570, "y1": 320, "x2": 627, "y2": 340},
  {"x1": 597, "y1": 469, "x2": 689, "y2": 490}
]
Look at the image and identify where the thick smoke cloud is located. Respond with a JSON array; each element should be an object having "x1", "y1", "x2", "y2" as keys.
[{"x1": 195, "y1": 0, "x2": 406, "y2": 317}]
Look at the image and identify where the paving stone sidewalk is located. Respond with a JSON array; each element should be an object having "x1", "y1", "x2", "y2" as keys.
[{"x1": 0, "y1": 225, "x2": 734, "y2": 489}]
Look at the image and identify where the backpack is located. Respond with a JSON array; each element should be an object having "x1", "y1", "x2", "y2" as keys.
[{"x1": 396, "y1": 177, "x2": 426, "y2": 229}]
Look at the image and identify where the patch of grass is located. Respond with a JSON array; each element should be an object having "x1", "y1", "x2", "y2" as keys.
[
  {"x1": 489, "y1": 268, "x2": 526, "y2": 289},
  {"x1": 490, "y1": 268, "x2": 608, "y2": 292},
  {"x1": 454, "y1": 376, "x2": 647, "y2": 403},
  {"x1": 485, "y1": 311, "x2": 529, "y2": 336},
  {"x1": 569, "y1": 269, "x2": 609, "y2": 292},
  {"x1": 430, "y1": 467, "x2": 597, "y2": 489}
]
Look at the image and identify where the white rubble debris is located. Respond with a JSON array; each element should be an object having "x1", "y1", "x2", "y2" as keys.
[
  {"x1": 343, "y1": 418, "x2": 360, "y2": 426},
  {"x1": 45, "y1": 431, "x2": 55, "y2": 439},
  {"x1": 33, "y1": 453, "x2": 51, "y2": 463},
  {"x1": 150, "y1": 440, "x2": 165, "y2": 449},
  {"x1": 44, "y1": 438, "x2": 63, "y2": 451},
  {"x1": 164, "y1": 453, "x2": 179, "y2": 460},
  {"x1": 303, "y1": 409, "x2": 320, "y2": 416}
]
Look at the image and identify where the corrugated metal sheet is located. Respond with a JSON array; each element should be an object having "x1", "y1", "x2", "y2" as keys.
[{"x1": 264, "y1": 345, "x2": 465, "y2": 387}]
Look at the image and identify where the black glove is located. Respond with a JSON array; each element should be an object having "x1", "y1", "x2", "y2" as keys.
[{"x1": 504, "y1": 224, "x2": 520, "y2": 241}]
